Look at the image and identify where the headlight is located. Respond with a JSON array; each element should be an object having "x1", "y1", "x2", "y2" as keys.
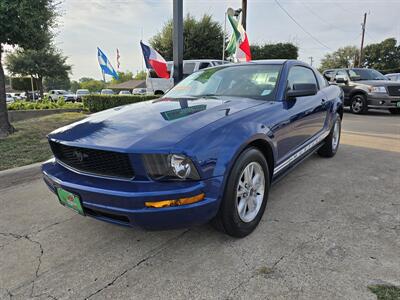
[
  {"x1": 142, "y1": 154, "x2": 200, "y2": 181},
  {"x1": 370, "y1": 86, "x2": 386, "y2": 93}
]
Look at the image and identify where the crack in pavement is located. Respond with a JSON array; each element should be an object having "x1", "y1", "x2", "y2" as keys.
[
  {"x1": 84, "y1": 229, "x2": 190, "y2": 300},
  {"x1": 25, "y1": 235, "x2": 44, "y2": 298},
  {"x1": 0, "y1": 217, "x2": 73, "y2": 251},
  {"x1": 226, "y1": 231, "x2": 326, "y2": 299},
  {"x1": 0, "y1": 232, "x2": 45, "y2": 299}
]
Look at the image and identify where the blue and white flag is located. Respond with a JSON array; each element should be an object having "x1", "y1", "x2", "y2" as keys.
[{"x1": 97, "y1": 47, "x2": 119, "y2": 80}]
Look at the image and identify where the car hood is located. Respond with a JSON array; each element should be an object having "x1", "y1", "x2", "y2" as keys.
[{"x1": 48, "y1": 97, "x2": 264, "y2": 152}]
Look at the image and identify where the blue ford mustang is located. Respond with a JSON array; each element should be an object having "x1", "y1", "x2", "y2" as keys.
[{"x1": 42, "y1": 60, "x2": 343, "y2": 237}]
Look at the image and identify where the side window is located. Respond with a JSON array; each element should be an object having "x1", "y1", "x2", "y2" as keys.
[
  {"x1": 183, "y1": 62, "x2": 196, "y2": 75},
  {"x1": 287, "y1": 66, "x2": 318, "y2": 90},
  {"x1": 198, "y1": 62, "x2": 211, "y2": 70},
  {"x1": 316, "y1": 71, "x2": 329, "y2": 88}
]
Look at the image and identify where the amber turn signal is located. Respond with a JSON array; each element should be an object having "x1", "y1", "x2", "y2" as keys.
[{"x1": 145, "y1": 193, "x2": 205, "y2": 208}]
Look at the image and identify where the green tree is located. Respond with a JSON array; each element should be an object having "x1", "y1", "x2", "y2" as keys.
[
  {"x1": 80, "y1": 80, "x2": 105, "y2": 92},
  {"x1": 5, "y1": 44, "x2": 71, "y2": 98},
  {"x1": 79, "y1": 77, "x2": 94, "y2": 83},
  {"x1": 70, "y1": 80, "x2": 81, "y2": 93},
  {"x1": 150, "y1": 14, "x2": 224, "y2": 60},
  {"x1": 0, "y1": 0, "x2": 58, "y2": 137},
  {"x1": 250, "y1": 43, "x2": 298, "y2": 60},
  {"x1": 44, "y1": 75, "x2": 71, "y2": 91},
  {"x1": 110, "y1": 71, "x2": 133, "y2": 84},
  {"x1": 320, "y1": 46, "x2": 359, "y2": 70},
  {"x1": 11, "y1": 77, "x2": 39, "y2": 91},
  {"x1": 134, "y1": 70, "x2": 147, "y2": 80},
  {"x1": 363, "y1": 38, "x2": 400, "y2": 71}
]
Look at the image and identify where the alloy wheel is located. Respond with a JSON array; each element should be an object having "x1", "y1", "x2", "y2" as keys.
[{"x1": 236, "y1": 162, "x2": 265, "y2": 223}]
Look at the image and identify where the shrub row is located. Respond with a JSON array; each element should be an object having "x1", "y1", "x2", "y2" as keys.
[
  {"x1": 82, "y1": 94, "x2": 160, "y2": 113},
  {"x1": 7, "y1": 99, "x2": 83, "y2": 111}
]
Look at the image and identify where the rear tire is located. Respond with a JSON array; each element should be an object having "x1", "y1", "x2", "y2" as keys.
[
  {"x1": 389, "y1": 108, "x2": 400, "y2": 115},
  {"x1": 350, "y1": 94, "x2": 368, "y2": 114},
  {"x1": 212, "y1": 147, "x2": 270, "y2": 238},
  {"x1": 318, "y1": 113, "x2": 341, "y2": 158}
]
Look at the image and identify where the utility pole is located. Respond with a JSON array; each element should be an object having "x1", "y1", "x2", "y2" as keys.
[
  {"x1": 241, "y1": 0, "x2": 247, "y2": 30},
  {"x1": 359, "y1": 12, "x2": 367, "y2": 67},
  {"x1": 173, "y1": 0, "x2": 183, "y2": 84},
  {"x1": 308, "y1": 56, "x2": 314, "y2": 66}
]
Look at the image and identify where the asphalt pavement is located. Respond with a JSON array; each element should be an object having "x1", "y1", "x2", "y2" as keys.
[{"x1": 0, "y1": 110, "x2": 399, "y2": 300}]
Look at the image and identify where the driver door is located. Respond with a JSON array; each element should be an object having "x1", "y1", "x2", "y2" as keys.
[{"x1": 275, "y1": 65, "x2": 326, "y2": 161}]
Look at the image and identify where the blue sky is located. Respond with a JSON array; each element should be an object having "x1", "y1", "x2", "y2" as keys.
[{"x1": 55, "y1": 0, "x2": 400, "y2": 80}]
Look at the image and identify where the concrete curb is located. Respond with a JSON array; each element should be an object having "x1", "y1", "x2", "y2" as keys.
[{"x1": 0, "y1": 162, "x2": 43, "y2": 190}]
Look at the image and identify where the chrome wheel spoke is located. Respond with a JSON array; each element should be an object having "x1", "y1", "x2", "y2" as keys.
[{"x1": 236, "y1": 162, "x2": 266, "y2": 223}]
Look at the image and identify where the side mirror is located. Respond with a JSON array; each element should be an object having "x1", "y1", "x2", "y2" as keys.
[
  {"x1": 335, "y1": 75, "x2": 348, "y2": 84},
  {"x1": 286, "y1": 83, "x2": 317, "y2": 99}
]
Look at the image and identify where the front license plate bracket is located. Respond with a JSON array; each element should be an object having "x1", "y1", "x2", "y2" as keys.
[{"x1": 57, "y1": 188, "x2": 84, "y2": 215}]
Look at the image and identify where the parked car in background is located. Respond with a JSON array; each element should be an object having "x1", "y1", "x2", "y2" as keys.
[
  {"x1": 23, "y1": 91, "x2": 40, "y2": 101},
  {"x1": 323, "y1": 68, "x2": 400, "y2": 114},
  {"x1": 118, "y1": 90, "x2": 131, "y2": 95},
  {"x1": 131, "y1": 88, "x2": 146, "y2": 95},
  {"x1": 6, "y1": 93, "x2": 14, "y2": 103},
  {"x1": 146, "y1": 59, "x2": 228, "y2": 95},
  {"x1": 9, "y1": 93, "x2": 23, "y2": 100},
  {"x1": 385, "y1": 73, "x2": 400, "y2": 81},
  {"x1": 42, "y1": 60, "x2": 343, "y2": 237},
  {"x1": 101, "y1": 89, "x2": 114, "y2": 95},
  {"x1": 48, "y1": 90, "x2": 75, "y2": 102},
  {"x1": 75, "y1": 89, "x2": 90, "y2": 102}
]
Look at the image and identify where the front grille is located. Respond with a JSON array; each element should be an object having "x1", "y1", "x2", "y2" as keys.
[
  {"x1": 387, "y1": 86, "x2": 400, "y2": 96},
  {"x1": 49, "y1": 141, "x2": 134, "y2": 179}
]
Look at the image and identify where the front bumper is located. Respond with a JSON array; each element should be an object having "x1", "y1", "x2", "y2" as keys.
[
  {"x1": 367, "y1": 93, "x2": 400, "y2": 109},
  {"x1": 42, "y1": 159, "x2": 223, "y2": 230}
]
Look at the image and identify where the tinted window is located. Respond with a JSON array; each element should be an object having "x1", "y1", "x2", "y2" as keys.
[
  {"x1": 165, "y1": 64, "x2": 282, "y2": 100},
  {"x1": 198, "y1": 62, "x2": 212, "y2": 70},
  {"x1": 348, "y1": 69, "x2": 386, "y2": 80},
  {"x1": 183, "y1": 62, "x2": 196, "y2": 75},
  {"x1": 287, "y1": 66, "x2": 317, "y2": 90}
]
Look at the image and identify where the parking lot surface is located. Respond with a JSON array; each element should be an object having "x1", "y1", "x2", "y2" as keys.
[{"x1": 0, "y1": 111, "x2": 399, "y2": 300}]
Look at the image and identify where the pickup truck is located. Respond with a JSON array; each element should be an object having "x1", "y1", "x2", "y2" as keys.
[
  {"x1": 42, "y1": 60, "x2": 343, "y2": 237},
  {"x1": 323, "y1": 68, "x2": 400, "y2": 114}
]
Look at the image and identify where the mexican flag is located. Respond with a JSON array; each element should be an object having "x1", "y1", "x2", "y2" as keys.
[{"x1": 226, "y1": 15, "x2": 251, "y2": 62}]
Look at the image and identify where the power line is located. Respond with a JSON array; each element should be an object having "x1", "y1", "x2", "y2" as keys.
[{"x1": 274, "y1": 0, "x2": 332, "y2": 51}]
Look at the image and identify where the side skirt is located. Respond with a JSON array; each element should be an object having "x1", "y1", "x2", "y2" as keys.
[{"x1": 271, "y1": 132, "x2": 329, "y2": 185}]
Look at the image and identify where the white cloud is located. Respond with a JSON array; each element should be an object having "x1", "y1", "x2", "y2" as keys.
[{"x1": 55, "y1": 0, "x2": 400, "y2": 80}]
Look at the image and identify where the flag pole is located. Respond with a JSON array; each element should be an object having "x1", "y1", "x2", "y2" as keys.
[
  {"x1": 102, "y1": 70, "x2": 105, "y2": 83},
  {"x1": 222, "y1": 11, "x2": 227, "y2": 62}
]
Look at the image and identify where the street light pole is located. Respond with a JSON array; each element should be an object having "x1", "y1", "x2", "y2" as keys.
[{"x1": 173, "y1": 0, "x2": 183, "y2": 84}]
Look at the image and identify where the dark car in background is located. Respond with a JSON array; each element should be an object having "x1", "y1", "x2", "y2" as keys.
[{"x1": 323, "y1": 68, "x2": 400, "y2": 114}]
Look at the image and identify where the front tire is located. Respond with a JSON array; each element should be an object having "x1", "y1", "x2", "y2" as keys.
[
  {"x1": 318, "y1": 113, "x2": 341, "y2": 158},
  {"x1": 350, "y1": 94, "x2": 368, "y2": 114},
  {"x1": 213, "y1": 148, "x2": 270, "y2": 238}
]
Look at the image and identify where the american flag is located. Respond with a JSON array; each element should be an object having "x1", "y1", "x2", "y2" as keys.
[{"x1": 116, "y1": 48, "x2": 120, "y2": 70}]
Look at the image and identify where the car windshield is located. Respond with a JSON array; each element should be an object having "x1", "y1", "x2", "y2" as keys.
[
  {"x1": 77, "y1": 90, "x2": 89, "y2": 94},
  {"x1": 164, "y1": 64, "x2": 282, "y2": 100},
  {"x1": 348, "y1": 69, "x2": 386, "y2": 81}
]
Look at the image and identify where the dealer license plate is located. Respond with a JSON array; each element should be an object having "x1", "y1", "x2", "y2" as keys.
[{"x1": 57, "y1": 188, "x2": 84, "y2": 215}]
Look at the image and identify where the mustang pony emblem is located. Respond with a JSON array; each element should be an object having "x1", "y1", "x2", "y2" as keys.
[{"x1": 72, "y1": 150, "x2": 88, "y2": 162}]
